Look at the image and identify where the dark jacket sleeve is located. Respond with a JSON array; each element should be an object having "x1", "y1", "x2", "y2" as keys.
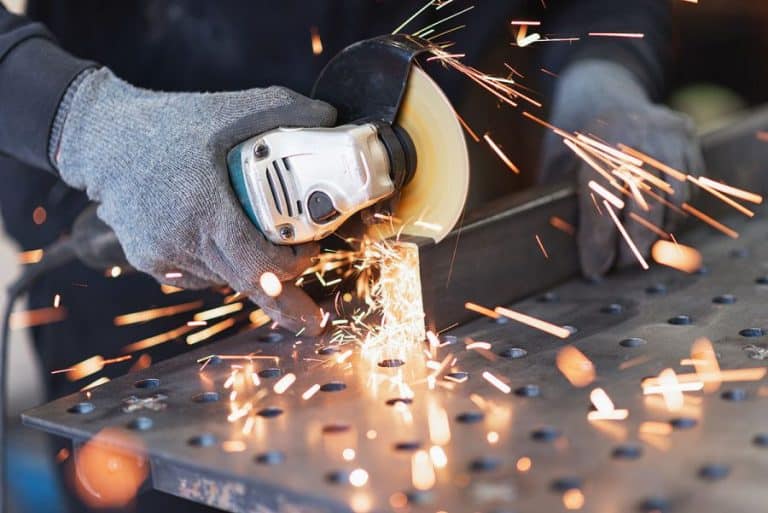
[
  {"x1": 0, "y1": 3, "x2": 94, "y2": 173},
  {"x1": 541, "y1": 0, "x2": 670, "y2": 100}
]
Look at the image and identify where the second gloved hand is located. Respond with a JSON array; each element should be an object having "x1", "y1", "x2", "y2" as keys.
[
  {"x1": 51, "y1": 68, "x2": 337, "y2": 334},
  {"x1": 540, "y1": 60, "x2": 703, "y2": 280}
]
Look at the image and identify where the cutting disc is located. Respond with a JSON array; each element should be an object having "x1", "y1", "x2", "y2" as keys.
[{"x1": 370, "y1": 65, "x2": 470, "y2": 243}]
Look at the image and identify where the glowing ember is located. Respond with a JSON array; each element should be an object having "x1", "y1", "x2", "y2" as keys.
[
  {"x1": 113, "y1": 301, "x2": 203, "y2": 326},
  {"x1": 495, "y1": 306, "x2": 571, "y2": 339},
  {"x1": 259, "y1": 272, "x2": 283, "y2": 297},
  {"x1": 556, "y1": 346, "x2": 596, "y2": 387},
  {"x1": 411, "y1": 449, "x2": 436, "y2": 491},
  {"x1": 651, "y1": 240, "x2": 702, "y2": 273}
]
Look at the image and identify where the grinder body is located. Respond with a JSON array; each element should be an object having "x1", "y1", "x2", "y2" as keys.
[{"x1": 227, "y1": 123, "x2": 415, "y2": 245}]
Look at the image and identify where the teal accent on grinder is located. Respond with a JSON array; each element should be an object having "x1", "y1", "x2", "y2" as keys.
[{"x1": 227, "y1": 143, "x2": 263, "y2": 232}]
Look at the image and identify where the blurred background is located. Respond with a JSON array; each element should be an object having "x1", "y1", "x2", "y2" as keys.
[{"x1": 1, "y1": 0, "x2": 768, "y2": 512}]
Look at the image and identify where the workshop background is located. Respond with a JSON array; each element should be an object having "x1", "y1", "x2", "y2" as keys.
[{"x1": 2, "y1": 1, "x2": 768, "y2": 513}]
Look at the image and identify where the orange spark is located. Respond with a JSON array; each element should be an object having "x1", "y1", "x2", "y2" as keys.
[
  {"x1": 273, "y1": 373, "x2": 296, "y2": 394},
  {"x1": 259, "y1": 272, "x2": 283, "y2": 297},
  {"x1": 617, "y1": 144, "x2": 687, "y2": 182},
  {"x1": 310, "y1": 26, "x2": 323, "y2": 55},
  {"x1": 563, "y1": 489, "x2": 585, "y2": 510},
  {"x1": 495, "y1": 306, "x2": 571, "y2": 338},
  {"x1": 411, "y1": 450, "x2": 436, "y2": 491},
  {"x1": 549, "y1": 216, "x2": 575, "y2": 236},
  {"x1": 681, "y1": 203, "x2": 738, "y2": 239},
  {"x1": 113, "y1": 301, "x2": 203, "y2": 326},
  {"x1": 482, "y1": 371, "x2": 511, "y2": 394},
  {"x1": 629, "y1": 212, "x2": 670, "y2": 240},
  {"x1": 535, "y1": 234, "x2": 549, "y2": 259},
  {"x1": 186, "y1": 318, "x2": 237, "y2": 345},
  {"x1": 604, "y1": 201, "x2": 650, "y2": 270},
  {"x1": 651, "y1": 240, "x2": 702, "y2": 273},
  {"x1": 302, "y1": 384, "x2": 321, "y2": 400},
  {"x1": 465, "y1": 301, "x2": 501, "y2": 320},
  {"x1": 18, "y1": 249, "x2": 43, "y2": 264},
  {"x1": 589, "y1": 32, "x2": 644, "y2": 38},
  {"x1": 456, "y1": 113, "x2": 480, "y2": 142},
  {"x1": 556, "y1": 346, "x2": 596, "y2": 387},
  {"x1": 589, "y1": 181, "x2": 624, "y2": 209},
  {"x1": 697, "y1": 177, "x2": 762, "y2": 204},
  {"x1": 9, "y1": 307, "x2": 66, "y2": 330},
  {"x1": 484, "y1": 133, "x2": 520, "y2": 173},
  {"x1": 193, "y1": 302, "x2": 243, "y2": 321},
  {"x1": 32, "y1": 206, "x2": 47, "y2": 225},
  {"x1": 587, "y1": 388, "x2": 628, "y2": 421},
  {"x1": 516, "y1": 456, "x2": 532, "y2": 472},
  {"x1": 691, "y1": 338, "x2": 721, "y2": 393}
]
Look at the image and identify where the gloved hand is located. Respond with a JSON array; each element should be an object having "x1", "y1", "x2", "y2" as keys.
[
  {"x1": 540, "y1": 60, "x2": 703, "y2": 280},
  {"x1": 50, "y1": 68, "x2": 337, "y2": 335}
]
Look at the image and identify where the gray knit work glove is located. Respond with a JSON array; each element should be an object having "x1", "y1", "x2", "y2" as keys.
[
  {"x1": 51, "y1": 68, "x2": 337, "y2": 335},
  {"x1": 540, "y1": 60, "x2": 703, "y2": 280}
]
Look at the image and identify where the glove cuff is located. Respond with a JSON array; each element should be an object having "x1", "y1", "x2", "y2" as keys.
[{"x1": 49, "y1": 67, "x2": 98, "y2": 169}]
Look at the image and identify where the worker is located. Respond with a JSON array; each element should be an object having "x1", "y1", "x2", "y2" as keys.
[{"x1": 0, "y1": 1, "x2": 700, "y2": 510}]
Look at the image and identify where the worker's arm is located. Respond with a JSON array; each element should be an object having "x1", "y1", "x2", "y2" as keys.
[
  {"x1": 0, "y1": 4, "x2": 336, "y2": 334},
  {"x1": 538, "y1": 0, "x2": 702, "y2": 279},
  {"x1": 0, "y1": 3, "x2": 94, "y2": 171}
]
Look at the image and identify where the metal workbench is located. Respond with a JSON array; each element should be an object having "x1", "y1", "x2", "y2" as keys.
[{"x1": 21, "y1": 108, "x2": 768, "y2": 513}]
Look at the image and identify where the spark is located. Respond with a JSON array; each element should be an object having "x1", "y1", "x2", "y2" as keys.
[
  {"x1": 186, "y1": 320, "x2": 207, "y2": 327},
  {"x1": 80, "y1": 377, "x2": 110, "y2": 391},
  {"x1": 222, "y1": 440, "x2": 247, "y2": 453},
  {"x1": 604, "y1": 201, "x2": 650, "y2": 270},
  {"x1": 412, "y1": 5, "x2": 475, "y2": 38},
  {"x1": 310, "y1": 26, "x2": 323, "y2": 55},
  {"x1": 681, "y1": 203, "x2": 738, "y2": 239},
  {"x1": 690, "y1": 338, "x2": 722, "y2": 393},
  {"x1": 696, "y1": 177, "x2": 762, "y2": 204},
  {"x1": 51, "y1": 354, "x2": 132, "y2": 381},
  {"x1": 588, "y1": 181, "x2": 624, "y2": 209},
  {"x1": 113, "y1": 300, "x2": 203, "y2": 326},
  {"x1": 495, "y1": 306, "x2": 571, "y2": 338},
  {"x1": 391, "y1": 0, "x2": 436, "y2": 34},
  {"x1": 617, "y1": 144, "x2": 687, "y2": 182},
  {"x1": 18, "y1": 249, "x2": 43, "y2": 264},
  {"x1": 249, "y1": 309, "x2": 271, "y2": 327},
  {"x1": 514, "y1": 24, "x2": 541, "y2": 47},
  {"x1": 516, "y1": 456, "x2": 532, "y2": 472},
  {"x1": 587, "y1": 388, "x2": 628, "y2": 421},
  {"x1": 563, "y1": 489, "x2": 585, "y2": 510},
  {"x1": 343, "y1": 448, "x2": 356, "y2": 461},
  {"x1": 349, "y1": 468, "x2": 369, "y2": 487},
  {"x1": 193, "y1": 302, "x2": 243, "y2": 321},
  {"x1": 186, "y1": 318, "x2": 236, "y2": 345},
  {"x1": 429, "y1": 445, "x2": 448, "y2": 468},
  {"x1": 273, "y1": 373, "x2": 297, "y2": 394},
  {"x1": 465, "y1": 302, "x2": 501, "y2": 320},
  {"x1": 556, "y1": 346, "x2": 596, "y2": 387},
  {"x1": 427, "y1": 402, "x2": 451, "y2": 444},
  {"x1": 647, "y1": 368, "x2": 688, "y2": 411},
  {"x1": 259, "y1": 272, "x2": 283, "y2": 297},
  {"x1": 465, "y1": 340, "x2": 492, "y2": 351},
  {"x1": 589, "y1": 32, "x2": 644, "y2": 38},
  {"x1": 128, "y1": 354, "x2": 152, "y2": 372},
  {"x1": 160, "y1": 284, "x2": 182, "y2": 294},
  {"x1": 53, "y1": 294, "x2": 61, "y2": 308},
  {"x1": 302, "y1": 384, "x2": 320, "y2": 400},
  {"x1": 9, "y1": 307, "x2": 66, "y2": 330},
  {"x1": 484, "y1": 133, "x2": 520, "y2": 173},
  {"x1": 549, "y1": 216, "x2": 575, "y2": 236},
  {"x1": 411, "y1": 450, "x2": 436, "y2": 490},
  {"x1": 164, "y1": 272, "x2": 183, "y2": 279},
  {"x1": 639, "y1": 421, "x2": 673, "y2": 436},
  {"x1": 413, "y1": 220, "x2": 443, "y2": 232},
  {"x1": 482, "y1": 371, "x2": 511, "y2": 394},
  {"x1": 456, "y1": 113, "x2": 480, "y2": 142},
  {"x1": 55, "y1": 448, "x2": 70, "y2": 463},
  {"x1": 651, "y1": 240, "x2": 702, "y2": 273},
  {"x1": 535, "y1": 234, "x2": 549, "y2": 258},
  {"x1": 487, "y1": 431, "x2": 500, "y2": 444},
  {"x1": 689, "y1": 176, "x2": 755, "y2": 217},
  {"x1": 630, "y1": 212, "x2": 670, "y2": 240}
]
